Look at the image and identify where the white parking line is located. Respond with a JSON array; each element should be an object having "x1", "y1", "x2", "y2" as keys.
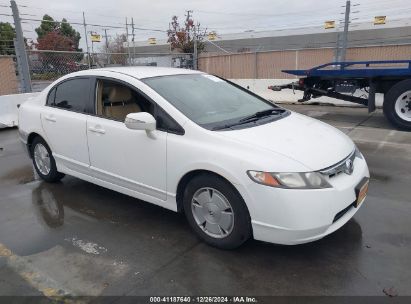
[
  {"x1": 336, "y1": 126, "x2": 411, "y2": 149},
  {"x1": 353, "y1": 139, "x2": 411, "y2": 149}
]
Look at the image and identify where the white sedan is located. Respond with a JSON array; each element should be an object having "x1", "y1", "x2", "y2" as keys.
[{"x1": 18, "y1": 67, "x2": 370, "y2": 249}]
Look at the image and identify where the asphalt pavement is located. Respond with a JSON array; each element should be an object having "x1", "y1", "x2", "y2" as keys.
[{"x1": 0, "y1": 104, "x2": 410, "y2": 301}]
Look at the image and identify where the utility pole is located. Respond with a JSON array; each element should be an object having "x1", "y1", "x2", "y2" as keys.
[
  {"x1": 83, "y1": 12, "x2": 91, "y2": 68},
  {"x1": 185, "y1": 9, "x2": 192, "y2": 41},
  {"x1": 104, "y1": 29, "x2": 110, "y2": 65},
  {"x1": 185, "y1": 10, "x2": 196, "y2": 69},
  {"x1": 10, "y1": 0, "x2": 32, "y2": 92},
  {"x1": 125, "y1": 17, "x2": 131, "y2": 65},
  {"x1": 340, "y1": 0, "x2": 351, "y2": 62},
  {"x1": 89, "y1": 31, "x2": 94, "y2": 55},
  {"x1": 131, "y1": 17, "x2": 136, "y2": 60},
  {"x1": 131, "y1": 18, "x2": 135, "y2": 42},
  {"x1": 193, "y1": 24, "x2": 198, "y2": 70},
  {"x1": 168, "y1": 22, "x2": 172, "y2": 52},
  {"x1": 185, "y1": 11, "x2": 192, "y2": 26}
]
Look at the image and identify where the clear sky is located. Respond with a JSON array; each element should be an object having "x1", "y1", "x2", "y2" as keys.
[{"x1": 1, "y1": 0, "x2": 410, "y2": 51}]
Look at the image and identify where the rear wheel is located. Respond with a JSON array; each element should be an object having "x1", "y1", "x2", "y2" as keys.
[
  {"x1": 183, "y1": 174, "x2": 251, "y2": 249},
  {"x1": 383, "y1": 79, "x2": 411, "y2": 131},
  {"x1": 31, "y1": 136, "x2": 64, "y2": 183}
]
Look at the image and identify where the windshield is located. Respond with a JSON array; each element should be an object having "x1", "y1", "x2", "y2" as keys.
[{"x1": 142, "y1": 74, "x2": 286, "y2": 130}]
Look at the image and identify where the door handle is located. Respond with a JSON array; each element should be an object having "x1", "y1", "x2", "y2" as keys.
[
  {"x1": 44, "y1": 115, "x2": 56, "y2": 122},
  {"x1": 88, "y1": 126, "x2": 106, "y2": 134}
]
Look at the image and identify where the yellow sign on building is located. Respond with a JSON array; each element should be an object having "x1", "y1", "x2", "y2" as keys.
[
  {"x1": 208, "y1": 32, "x2": 217, "y2": 40},
  {"x1": 90, "y1": 34, "x2": 101, "y2": 42},
  {"x1": 148, "y1": 37, "x2": 157, "y2": 45},
  {"x1": 374, "y1": 16, "x2": 386, "y2": 25},
  {"x1": 324, "y1": 21, "x2": 335, "y2": 29}
]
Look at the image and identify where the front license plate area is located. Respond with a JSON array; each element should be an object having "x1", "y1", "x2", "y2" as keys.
[{"x1": 355, "y1": 177, "x2": 369, "y2": 207}]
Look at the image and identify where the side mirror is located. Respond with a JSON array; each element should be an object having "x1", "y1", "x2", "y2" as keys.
[{"x1": 125, "y1": 112, "x2": 156, "y2": 131}]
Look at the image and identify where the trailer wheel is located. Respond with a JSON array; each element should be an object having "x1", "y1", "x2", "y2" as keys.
[{"x1": 383, "y1": 79, "x2": 411, "y2": 131}]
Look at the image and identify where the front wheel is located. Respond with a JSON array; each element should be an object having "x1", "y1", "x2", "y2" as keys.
[
  {"x1": 383, "y1": 79, "x2": 411, "y2": 131},
  {"x1": 183, "y1": 174, "x2": 251, "y2": 249},
  {"x1": 31, "y1": 136, "x2": 65, "y2": 183}
]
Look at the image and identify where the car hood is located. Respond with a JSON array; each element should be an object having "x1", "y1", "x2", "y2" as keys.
[{"x1": 216, "y1": 112, "x2": 354, "y2": 171}]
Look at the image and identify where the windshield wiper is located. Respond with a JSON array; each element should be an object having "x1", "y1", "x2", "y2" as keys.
[
  {"x1": 211, "y1": 118, "x2": 260, "y2": 131},
  {"x1": 239, "y1": 108, "x2": 285, "y2": 123},
  {"x1": 211, "y1": 108, "x2": 286, "y2": 131},
  {"x1": 211, "y1": 108, "x2": 287, "y2": 131}
]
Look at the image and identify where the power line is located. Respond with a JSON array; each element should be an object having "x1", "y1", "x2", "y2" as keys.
[
  {"x1": 6, "y1": 0, "x2": 410, "y2": 20},
  {"x1": 18, "y1": 17, "x2": 167, "y2": 32},
  {"x1": 196, "y1": 3, "x2": 411, "y2": 20},
  {"x1": 198, "y1": 8, "x2": 411, "y2": 33},
  {"x1": 196, "y1": 6, "x2": 343, "y2": 18},
  {"x1": 206, "y1": 33, "x2": 411, "y2": 51},
  {"x1": 16, "y1": 3, "x2": 166, "y2": 26},
  {"x1": 6, "y1": 0, "x2": 411, "y2": 49}
]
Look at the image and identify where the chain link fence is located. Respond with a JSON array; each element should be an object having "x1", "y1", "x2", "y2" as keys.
[{"x1": 26, "y1": 50, "x2": 193, "y2": 92}]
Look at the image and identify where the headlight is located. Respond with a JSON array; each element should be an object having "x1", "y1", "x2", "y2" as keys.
[
  {"x1": 355, "y1": 145, "x2": 363, "y2": 159},
  {"x1": 247, "y1": 171, "x2": 332, "y2": 189}
]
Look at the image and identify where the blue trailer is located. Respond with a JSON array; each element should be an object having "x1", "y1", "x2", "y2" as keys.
[{"x1": 269, "y1": 60, "x2": 411, "y2": 131}]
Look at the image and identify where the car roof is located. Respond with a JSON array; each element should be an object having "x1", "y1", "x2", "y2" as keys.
[{"x1": 71, "y1": 66, "x2": 204, "y2": 79}]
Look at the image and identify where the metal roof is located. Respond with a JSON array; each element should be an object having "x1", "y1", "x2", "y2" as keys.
[{"x1": 126, "y1": 19, "x2": 411, "y2": 54}]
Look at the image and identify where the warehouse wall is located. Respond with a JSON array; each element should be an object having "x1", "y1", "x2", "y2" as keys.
[{"x1": 198, "y1": 44, "x2": 411, "y2": 79}]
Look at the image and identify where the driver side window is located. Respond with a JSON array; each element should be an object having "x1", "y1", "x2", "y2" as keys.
[{"x1": 95, "y1": 79, "x2": 154, "y2": 122}]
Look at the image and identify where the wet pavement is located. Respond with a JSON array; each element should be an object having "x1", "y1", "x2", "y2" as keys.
[{"x1": 0, "y1": 104, "x2": 410, "y2": 299}]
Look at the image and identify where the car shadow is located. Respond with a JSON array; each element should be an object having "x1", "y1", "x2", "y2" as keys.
[
  {"x1": 32, "y1": 177, "x2": 363, "y2": 258},
  {"x1": 25, "y1": 178, "x2": 368, "y2": 296}
]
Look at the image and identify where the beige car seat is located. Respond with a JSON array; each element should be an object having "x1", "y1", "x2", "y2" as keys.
[{"x1": 103, "y1": 86, "x2": 141, "y2": 121}]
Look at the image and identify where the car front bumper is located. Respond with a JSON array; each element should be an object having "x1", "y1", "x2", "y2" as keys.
[{"x1": 243, "y1": 156, "x2": 370, "y2": 245}]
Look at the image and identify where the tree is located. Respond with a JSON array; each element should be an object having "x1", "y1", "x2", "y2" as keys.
[
  {"x1": 60, "y1": 18, "x2": 82, "y2": 52},
  {"x1": 34, "y1": 15, "x2": 84, "y2": 71},
  {"x1": 35, "y1": 15, "x2": 82, "y2": 52},
  {"x1": 0, "y1": 22, "x2": 16, "y2": 55},
  {"x1": 36, "y1": 31, "x2": 76, "y2": 74},
  {"x1": 36, "y1": 31, "x2": 75, "y2": 51},
  {"x1": 166, "y1": 15, "x2": 208, "y2": 53},
  {"x1": 35, "y1": 15, "x2": 58, "y2": 39}
]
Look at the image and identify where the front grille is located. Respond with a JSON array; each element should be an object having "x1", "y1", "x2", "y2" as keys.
[
  {"x1": 319, "y1": 150, "x2": 356, "y2": 178},
  {"x1": 333, "y1": 202, "x2": 355, "y2": 223}
]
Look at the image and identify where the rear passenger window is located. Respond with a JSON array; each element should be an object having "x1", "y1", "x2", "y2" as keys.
[{"x1": 54, "y1": 78, "x2": 90, "y2": 112}]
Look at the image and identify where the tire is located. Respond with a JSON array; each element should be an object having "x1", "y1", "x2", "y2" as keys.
[
  {"x1": 30, "y1": 136, "x2": 65, "y2": 183},
  {"x1": 183, "y1": 174, "x2": 251, "y2": 249},
  {"x1": 383, "y1": 79, "x2": 411, "y2": 131}
]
